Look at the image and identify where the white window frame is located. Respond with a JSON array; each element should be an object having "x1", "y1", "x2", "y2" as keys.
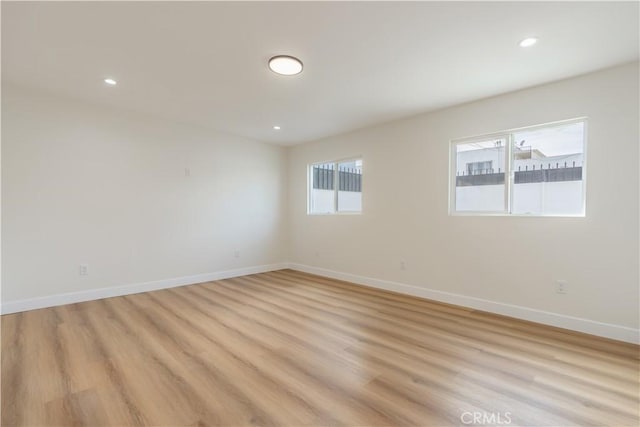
[
  {"x1": 307, "y1": 157, "x2": 363, "y2": 215},
  {"x1": 449, "y1": 118, "x2": 588, "y2": 217}
]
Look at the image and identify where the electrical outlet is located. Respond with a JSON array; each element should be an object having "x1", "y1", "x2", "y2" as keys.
[
  {"x1": 79, "y1": 264, "x2": 89, "y2": 276},
  {"x1": 555, "y1": 280, "x2": 568, "y2": 294},
  {"x1": 400, "y1": 260, "x2": 406, "y2": 270},
  {"x1": 234, "y1": 250, "x2": 240, "y2": 258},
  {"x1": 184, "y1": 168, "x2": 191, "y2": 177}
]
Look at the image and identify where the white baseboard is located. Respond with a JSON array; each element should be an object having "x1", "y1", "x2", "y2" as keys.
[
  {"x1": 3, "y1": 261, "x2": 637, "y2": 344},
  {"x1": 0, "y1": 263, "x2": 288, "y2": 315},
  {"x1": 287, "y1": 263, "x2": 640, "y2": 344}
]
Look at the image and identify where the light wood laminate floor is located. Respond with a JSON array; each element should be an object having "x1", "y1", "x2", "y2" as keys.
[{"x1": 2, "y1": 269, "x2": 639, "y2": 426}]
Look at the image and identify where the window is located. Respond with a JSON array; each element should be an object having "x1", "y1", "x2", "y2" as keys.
[
  {"x1": 309, "y1": 158, "x2": 362, "y2": 214},
  {"x1": 453, "y1": 137, "x2": 507, "y2": 213},
  {"x1": 450, "y1": 119, "x2": 586, "y2": 216}
]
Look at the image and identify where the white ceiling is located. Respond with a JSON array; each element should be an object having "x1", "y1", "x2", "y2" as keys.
[{"x1": 2, "y1": 1, "x2": 638, "y2": 145}]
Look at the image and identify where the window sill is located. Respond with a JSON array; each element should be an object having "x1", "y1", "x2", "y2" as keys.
[
  {"x1": 449, "y1": 211, "x2": 585, "y2": 218},
  {"x1": 307, "y1": 212, "x2": 362, "y2": 216}
]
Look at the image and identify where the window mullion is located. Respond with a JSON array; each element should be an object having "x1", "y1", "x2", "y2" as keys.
[
  {"x1": 506, "y1": 133, "x2": 513, "y2": 214},
  {"x1": 334, "y1": 162, "x2": 339, "y2": 213}
]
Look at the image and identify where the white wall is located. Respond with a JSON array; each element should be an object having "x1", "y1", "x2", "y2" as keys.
[
  {"x1": 2, "y1": 85, "x2": 288, "y2": 304},
  {"x1": 311, "y1": 189, "x2": 362, "y2": 213},
  {"x1": 455, "y1": 181, "x2": 584, "y2": 214},
  {"x1": 2, "y1": 63, "x2": 638, "y2": 342},
  {"x1": 511, "y1": 181, "x2": 583, "y2": 215},
  {"x1": 455, "y1": 184, "x2": 505, "y2": 212},
  {"x1": 288, "y1": 62, "x2": 639, "y2": 335}
]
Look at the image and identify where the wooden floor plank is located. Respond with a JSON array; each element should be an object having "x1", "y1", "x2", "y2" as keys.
[{"x1": 2, "y1": 269, "x2": 638, "y2": 426}]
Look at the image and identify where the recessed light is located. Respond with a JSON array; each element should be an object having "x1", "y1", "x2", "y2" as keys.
[
  {"x1": 273, "y1": 125, "x2": 281, "y2": 130},
  {"x1": 519, "y1": 37, "x2": 538, "y2": 48},
  {"x1": 268, "y1": 55, "x2": 303, "y2": 76},
  {"x1": 104, "y1": 78, "x2": 117, "y2": 85}
]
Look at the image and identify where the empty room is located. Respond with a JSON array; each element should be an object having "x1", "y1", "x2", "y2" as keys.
[{"x1": 1, "y1": 1, "x2": 639, "y2": 426}]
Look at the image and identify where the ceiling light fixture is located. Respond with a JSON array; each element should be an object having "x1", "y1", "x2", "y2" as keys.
[
  {"x1": 268, "y1": 55, "x2": 303, "y2": 76},
  {"x1": 104, "y1": 78, "x2": 117, "y2": 85},
  {"x1": 273, "y1": 125, "x2": 281, "y2": 130},
  {"x1": 519, "y1": 37, "x2": 538, "y2": 48}
]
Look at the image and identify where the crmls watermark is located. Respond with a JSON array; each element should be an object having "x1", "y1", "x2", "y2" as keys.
[{"x1": 460, "y1": 411, "x2": 513, "y2": 425}]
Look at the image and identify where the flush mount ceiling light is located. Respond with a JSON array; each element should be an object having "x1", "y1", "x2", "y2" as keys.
[
  {"x1": 273, "y1": 125, "x2": 281, "y2": 130},
  {"x1": 268, "y1": 55, "x2": 303, "y2": 75},
  {"x1": 104, "y1": 78, "x2": 117, "y2": 85},
  {"x1": 519, "y1": 37, "x2": 538, "y2": 47}
]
